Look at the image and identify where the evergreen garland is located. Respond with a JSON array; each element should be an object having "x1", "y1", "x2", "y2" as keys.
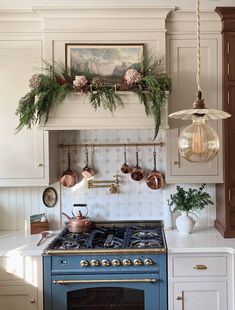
[{"x1": 16, "y1": 54, "x2": 172, "y2": 138}]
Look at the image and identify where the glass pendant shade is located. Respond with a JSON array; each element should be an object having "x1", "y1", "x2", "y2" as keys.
[{"x1": 178, "y1": 116, "x2": 220, "y2": 163}]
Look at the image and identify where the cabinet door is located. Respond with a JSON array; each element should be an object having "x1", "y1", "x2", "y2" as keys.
[
  {"x1": 173, "y1": 282, "x2": 227, "y2": 310},
  {"x1": 0, "y1": 40, "x2": 50, "y2": 186},
  {"x1": 0, "y1": 285, "x2": 37, "y2": 310},
  {"x1": 166, "y1": 37, "x2": 223, "y2": 183}
]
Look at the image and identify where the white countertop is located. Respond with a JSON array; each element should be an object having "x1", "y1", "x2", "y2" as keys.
[
  {"x1": 0, "y1": 230, "x2": 58, "y2": 256},
  {"x1": 1, "y1": 227, "x2": 235, "y2": 256},
  {"x1": 165, "y1": 227, "x2": 235, "y2": 254}
]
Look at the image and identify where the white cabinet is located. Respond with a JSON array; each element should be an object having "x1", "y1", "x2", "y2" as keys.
[
  {"x1": 0, "y1": 256, "x2": 43, "y2": 310},
  {"x1": 0, "y1": 286, "x2": 37, "y2": 310},
  {"x1": 166, "y1": 12, "x2": 223, "y2": 183},
  {"x1": 0, "y1": 39, "x2": 59, "y2": 186},
  {"x1": 173, "y1": 282, "x2": 227, "y2": 310},
  {"x1": 168, "y1": 253, "x2": 231, "y2": 310}
]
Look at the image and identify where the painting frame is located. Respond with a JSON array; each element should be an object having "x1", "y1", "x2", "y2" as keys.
[{"x1": 65, "y1": 43, "x2": 144, "y2": 82}]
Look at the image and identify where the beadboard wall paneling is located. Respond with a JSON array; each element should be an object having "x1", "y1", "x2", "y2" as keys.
[{"x1": 0, "y1": 184, "x2": 60, "y2": 230}]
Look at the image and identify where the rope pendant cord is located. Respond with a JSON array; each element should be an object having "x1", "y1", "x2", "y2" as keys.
[{"x1": 196, "y1": 0, "x2": 202, "y2": 93}]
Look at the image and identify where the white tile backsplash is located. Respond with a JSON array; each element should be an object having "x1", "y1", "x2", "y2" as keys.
[
  {"x1": 0, "y1": 129, "x2": 216, "y2": 230},
  {"x1": 60, "y1": 129, "x2": 216, "y2": 227}
]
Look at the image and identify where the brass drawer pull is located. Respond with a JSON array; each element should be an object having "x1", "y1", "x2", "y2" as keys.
[
  {"x1": 176, "y1": 296, "x2": 183, "y2": 300},
  {"x1": 193, "y1": 264, "x2": 207, "y2": 270}
]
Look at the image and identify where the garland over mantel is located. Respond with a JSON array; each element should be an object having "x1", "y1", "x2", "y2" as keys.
[{"x1": 16, "y1": 54, "x2": 172, "y2": 138}]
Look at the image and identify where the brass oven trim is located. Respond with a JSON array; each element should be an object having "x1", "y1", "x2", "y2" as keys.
[
  {"x1": 44, "y1": 247, "x2": 167, "y2": 256},
  {"x1": 53, "y1": 278, "x2": 159, "y2": 285}
]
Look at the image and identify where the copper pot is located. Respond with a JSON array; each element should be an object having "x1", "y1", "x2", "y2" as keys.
[
  {"x1": 82, "y1": 148, "x2": 95, "y2": 179},
  {"x1": 120, "y1": 147, "x2": 132, "y2": 174},
  {"x1": 146, "y1": 151, "x2": 164, "y2": 190},
  {"x1": 62, "y1": 205, "x2": 92, "y2": 233},
  {"x1": 60, "y1": 152, "x2": 79, "y2": 187},
  {"x1": 131, "y1": 150, "x2": 144, "y2": 181}
]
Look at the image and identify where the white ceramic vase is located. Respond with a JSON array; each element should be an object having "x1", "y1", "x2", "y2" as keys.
[{"x1": 175, "y1": 211, "x2": 198, "y2": 234}]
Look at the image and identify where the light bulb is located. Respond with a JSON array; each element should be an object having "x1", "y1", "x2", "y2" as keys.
[{"x1": 178, "y1": 116, "x2": 220, "y2": 163}]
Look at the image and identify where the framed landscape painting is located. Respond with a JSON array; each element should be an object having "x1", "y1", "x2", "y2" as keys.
[{"x1": 65, "y1": 43, "x2": 144, "y2": 82}]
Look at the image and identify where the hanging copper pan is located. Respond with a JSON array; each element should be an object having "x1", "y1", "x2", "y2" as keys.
[
  {"x1": 146, "y1": 150, "x2": 164, "y2": 190},
  {"x1": 131, "y1": 149, "x2": 144, "y2": 181},
  {"x1": 60, "y1": 152, "x2": 79, "y2": 187}
]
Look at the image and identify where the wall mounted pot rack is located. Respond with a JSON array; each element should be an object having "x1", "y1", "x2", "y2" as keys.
[{"x1": 58, "y1": 142, "x2": 164, "y2": 149}]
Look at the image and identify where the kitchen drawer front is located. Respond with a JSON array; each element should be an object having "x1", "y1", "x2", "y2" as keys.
[{"x1": 173, "y1": 256, "x2": 227, "y2": 277}]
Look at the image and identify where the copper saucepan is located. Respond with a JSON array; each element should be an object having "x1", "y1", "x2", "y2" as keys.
[
  {"x1": 146, "y1": 150, "x2": 164, "y2": 190},
  {"x1": 82, "y1": 148, "x2": 95, "y2": 179},
  {"x1": 131, "y1": 149, "x2": 144, "y2": 181},
  {"x1": 120, "y1": 146, "x2": 132, "y2": 174},
  {"x1": 60, "y1": 152, "x2": 79, "y2": 187}
]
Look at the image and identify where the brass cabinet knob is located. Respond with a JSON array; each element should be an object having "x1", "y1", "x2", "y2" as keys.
[
  {"x1": 90, "y1": 259, "x2": 100, "y2": 267},
  {"x1": 173, "y1": 161, "x2": 178, "y2": 165},
  {"x1": 176, "y1": 296, "x2": 183, "y2": 301},
  {"x1": 133, "y1": 258, "x2": 143, "y2": 266},
  {"x1": 38, "y1": 163, "x2": 43, "y2": 167},
  {"x1": 193, "y1": 264, "x2": 207, "y2": 270},
  {"x1": 30, "y1": 299, "x2": 36, "y2": 304},
  {"x1": 123, "y1": 259, "x2": 132, "y2": 266},
  {"x1": 112, "y1": 259, "x2": 121, "y2": 266},
  {"x1": 144, "y1": 258, "x2": 154, "y2": 266},
  {"x1": 80, "y1": 260, "x2": 89, "y2": 267},
  {"x1": 101, "y1": 259, "x2": 110, "y2": 267}
]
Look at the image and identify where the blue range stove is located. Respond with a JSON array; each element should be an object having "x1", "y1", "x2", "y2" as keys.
[{"x1": 43, "y1": 221, "x2": 167, "y2": 310}]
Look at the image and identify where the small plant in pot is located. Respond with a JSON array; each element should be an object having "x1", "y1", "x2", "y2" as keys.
[{"x1": 168, "y1": 184, "x2": 214, "y2": 234}]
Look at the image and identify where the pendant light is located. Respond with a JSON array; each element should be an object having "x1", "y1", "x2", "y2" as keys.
[{"x1": 169, "y1": 0, "x2": 231, "y2": 163}]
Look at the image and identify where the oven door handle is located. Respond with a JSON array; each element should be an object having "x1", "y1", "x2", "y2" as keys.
[{"x1": 53, "y1": 278, "x2": 159, "y2": 285}]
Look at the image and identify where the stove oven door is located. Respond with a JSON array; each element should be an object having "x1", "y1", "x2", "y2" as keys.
[{"x1": 50, "y1": 273, "x2": 164, "y2": 310}]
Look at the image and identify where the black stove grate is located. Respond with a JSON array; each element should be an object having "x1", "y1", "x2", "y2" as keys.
[{"x1": 47, "y1": 224, "x2": 165, "y2": 251}]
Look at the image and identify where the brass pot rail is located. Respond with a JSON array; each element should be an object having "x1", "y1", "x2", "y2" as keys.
[{"x1": 58, "y1": 142, "x2": 164, "y2": 149}]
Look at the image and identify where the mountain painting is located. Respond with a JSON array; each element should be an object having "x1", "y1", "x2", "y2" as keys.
[{"x1": 65, "y1": 44, "x2": 144, "y2": 81}]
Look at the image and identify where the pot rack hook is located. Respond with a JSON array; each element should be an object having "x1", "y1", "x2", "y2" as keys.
[{"x1": 153, "y1": 145, "x2": 156, "y2": 155}]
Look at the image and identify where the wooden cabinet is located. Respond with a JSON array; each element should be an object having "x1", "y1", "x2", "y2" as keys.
[
  {"x1": 215, "y1": 8, "x2": 235, "y2": 237},
  {"x1": 168, "y1": 253, "x2": 231, "y2": 310},
  {"x1": 166, "y1": 11, "x2": 223, "y2": 183},
  {"x1": 0, "y1": 256, "x2": 43, "y2": 310},
  {"x1": 0, "y1": 39, "x2": 59, "y2": 186}
]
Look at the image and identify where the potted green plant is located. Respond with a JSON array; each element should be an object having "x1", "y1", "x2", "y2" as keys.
[{"x1": 168, "y1": 184, "x2": 214, "y2": 234}]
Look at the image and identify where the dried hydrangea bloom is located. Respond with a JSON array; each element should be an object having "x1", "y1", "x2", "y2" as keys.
[
  {"x1": 124, "y1": 68, "x2": 141, "y2": 85},
  {"x1": 73, "y1": 75, "x2": 88, "y2": 89}
]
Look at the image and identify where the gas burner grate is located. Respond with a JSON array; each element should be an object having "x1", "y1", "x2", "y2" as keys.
[{"x1": 46, "y1": 223, "x2": 165, "y2": 251}]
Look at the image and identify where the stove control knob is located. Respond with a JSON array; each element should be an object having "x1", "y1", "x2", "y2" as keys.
[
  {"x1": 133, "y1": 258, "x2": 143, "y2": 266},
  {"x1": 112, "y1": 259, "x2": 121, "y2": 267},
  {"x1": 90, "y1": 259, "x2": 100, "y2": 267},
  {"x1": 144, "y1": 258, "x2": 154, "y2": 266},
  {"x1": 80, "y1": 260, "x2": 89, "y2": 267},
  {"x1": 101, "y1": 259, "x2": 110, "y2": 267},
  {"x1": 123, "y1": 259, "x2": 132, "y2": 266}
]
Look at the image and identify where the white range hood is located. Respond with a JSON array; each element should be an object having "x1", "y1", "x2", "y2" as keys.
[
  {"x1": 34, "y1": 2, "x2": 173, "y2": 131},
  {"x1": 38, "y1": 93, "x2": 169, "y2": 130}
]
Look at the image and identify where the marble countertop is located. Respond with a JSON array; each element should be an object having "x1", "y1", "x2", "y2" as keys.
[
  {"x1": 165, "y1": 227, "x2": 235, "y2": 254},
  {"x1": 0, "y1": 229, "x2": 58, "y2": 256},
  {"x1": 1, "y1": 227, "x2": 235, "y2": 256}
]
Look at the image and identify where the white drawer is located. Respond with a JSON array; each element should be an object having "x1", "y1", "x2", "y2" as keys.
[{"x1": 173, "y1": 256, "x2": 227, "y2": 277}]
